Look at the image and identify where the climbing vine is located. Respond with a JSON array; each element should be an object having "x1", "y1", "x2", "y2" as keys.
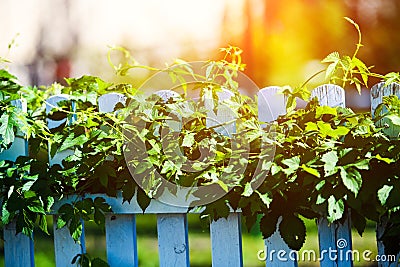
[{"x1": 1, "y1": 18, "x2": 400, "y2": 266}]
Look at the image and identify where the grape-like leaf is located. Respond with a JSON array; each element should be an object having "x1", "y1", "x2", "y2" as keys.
[
  {"x1": 279, "y1": 214, "x2": 306, "y2": 250},
  {"x1": 260, "y1": 213, "x2": 279, "y2": 239},
  {"x1": 378, "y1": 185, "x2": 393, "y2": 206},
  {"x1": 327, "y1": 196, "x2": 344, "y2": 223}
]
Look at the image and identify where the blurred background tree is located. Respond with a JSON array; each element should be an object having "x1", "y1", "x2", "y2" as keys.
[{"x1": 223, "y1": 0, "x2": 400, "y2": 89}]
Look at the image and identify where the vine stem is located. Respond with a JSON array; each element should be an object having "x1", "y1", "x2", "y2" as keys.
[{"x1": 300, "y1": 69, "x2": 326, "y2": 89}]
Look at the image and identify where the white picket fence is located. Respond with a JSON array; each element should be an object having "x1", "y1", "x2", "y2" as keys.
[{"x1": 1, "y1": 82, "x2": 400, "y2": 267}]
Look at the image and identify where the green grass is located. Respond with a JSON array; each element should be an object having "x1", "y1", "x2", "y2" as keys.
[{"x1": 0, "y1": 215, "x2": 379, "y2": 267}]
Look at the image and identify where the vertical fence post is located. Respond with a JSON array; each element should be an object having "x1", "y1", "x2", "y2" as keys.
[
  {"x1": 205, "y1": 89, "x2": 243, "y2": 267},
  {"x1": 157, "y1": 213, "x2": 190, "y2": 267},
  {"x1": 46, "y1": 95, "x2": 85, "y2": 267},
  {"x1": 1, "y1": 99, "x2": 35, "y2": 267},
  {"x1": 152, "y1": 90, "x2": 191, "y2": 267},
  {"x1": 370, "y1": 82, "x2": 400, "y2": 267},
  {"x1": 98, "y1": 93, "x2": 139, "y2": 267},
  {"x1": 258, "y1": 86, "x2": 298, "y2": 267},
  {"x1": 311, "y1": 84, "x2": 353, "y2": 267}
]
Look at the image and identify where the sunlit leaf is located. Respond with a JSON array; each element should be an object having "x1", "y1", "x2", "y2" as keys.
[
  {"x1": 378, "y1": 185, "x2": 393, "y2": 206},
  {"x1": 327, "y1": 196, "x2": 344, "y2": 222}
]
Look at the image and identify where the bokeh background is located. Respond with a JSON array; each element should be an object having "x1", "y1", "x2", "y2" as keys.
[
  {"x1": 1, "y1": 1, "x2": 399, "y2": 266},
  {"x1": 1, "y1": 0, "x2": 400, "y2": 103}
]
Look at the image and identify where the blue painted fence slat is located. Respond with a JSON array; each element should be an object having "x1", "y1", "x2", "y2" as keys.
[
  {"x1": 3, "y1": 222, "x2": 35, "y2": 267},
  {"x1": 263, "y1": 217, "x2": 298, "y2": 267},
  {"x1": 258, "y1": 87, "x2": 297, "y2": 267},
  {"x1": 53, "y1": 216, "x2": 84, "y2": 267},
  {"x1": 1, "y1": 100, "x2": 34, "y2": 267},
  {"x1": 99, "y1": 93, "x2": 139, "y2": 267},
  {"x1": 312, "y1": 84, "x2": 353, "y2": 267},
  {"x1": 46, "y1": 95, "x2": 85, "y2": 266},
  {"x1": 157, "y1": 214, "x2": 190, "y2": 267},
  {"x1": 46, "y1": 95, "x2": 74, "y2": 167},
  {"x1": 210, "y1": 213, "x2": 243, "y2": 267},
  {"x1": 105, "y1": 214, "x2": 138, "y2": 267},
  {"x1": 318, "y1": 217, "x2": 353, "y2": 267},
  {"x1": 371, "y1": 82, "x2": 400, "y2": 267}
]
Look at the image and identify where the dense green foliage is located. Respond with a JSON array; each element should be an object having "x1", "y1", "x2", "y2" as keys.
[{"x1": 1, "y1": 20, "x2": 400, "y2": 266}]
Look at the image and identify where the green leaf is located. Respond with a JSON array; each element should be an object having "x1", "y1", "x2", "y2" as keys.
[
  {"x1": 332, "y1": 126, "x2": 350, "y2": 137},
  {"x1": 322, "y1": 51, "x2": 340, "y2": 64},
  {"x1": 99, "y1": 174, "x2": 108, "y2": 188},
  {"x1": 386, "y1": 114, "x2": 400, "y2": 126},
  {"x1": 91, "y1": 258, "x2": 110, "y2": 267},
  {"x1": 353, "y1": 57, "x2": 369, "y2": 86},
  {"x1": 325, "y1": 61, "x2": 339, "y2": 81},
  {"x1": 315, "y1": 180, "x2": 325, "y2": 191},
  {"x1": 321, "y1": 151, "x2": 338, "y2": 176},
  {"x1": 2, "y1": 204, "x2": 11, "y2": 224},
  {"x1": 322, "y1": 52, "x2": 340, "y2": 81},
  {"x1": 260, "y1": 213, "x2": 279, "y2": 239},
  {"x1": 0, "y1": 113, "x2": 15, "y2": 145},
  {"x1": 137, "y1": 187, "x2": 151, "y2": 212},
  {"x1": 22, "y1": 180, "x2": 36, "y2": 192},
  {"x1": 351, "y1": 159, "x2": 369, "y2": 170},
  {"x1": 71, "y1": 222, "x2": 83, "y2": 242},
  {"x1": 256, "y1": 191, "x2": 272, "y2": 208},
  {"x1": 122, "y1": 180, "x2": 136, "y2": 202},
  {"x1": 281, "y1": 156, "x2": 300, "y2": 175},
  {"x1": 182, "y1": 132, "x2": 195, "y2": 147},
  {"x1": 340, "y1": 167, "x2": 362, "y2": 196},
  {"x1": 95, "y1": 164, "x2": 116, "y2": 188},
  {"x1": 305, "y1": 122, "x2": 318, "y2": 132},
  {"x1": 316, "y1": 194, "x2": 326, "y2": 205},
  {"x1": 351, "y1": 209, "x2": 366, "y2": 236},
  {"x1": 57, "y1": 216, "x2": 67, "y2": 229},
  {"x1": 378, "y1": 185, "x2": 393, "y2": 206},
  {"x1": 316, "y1": 122, "x2": 349, "y2": 139},
  {"x1": 38, "y1": 214, "x2": 49, "y2": 235},
  {"x1": 27, "y1": 203, "x2": 46, "y2": 214},
  {"x1": 301, "y1": 164, "x2": 320, "y2": 178},
  {"x1": 315, "y1": 106, "x2": 337, "y2": 118},
  {"x1": 327, "y1": 195, "x2": 344, "y2": 222},
  {"x1": 279, "y1": 215, "x2": 306, "y2": 250},
  {"x1": 383, "y1": 72, "x2": 400, "y2": 86},
  {"x1": 286, "y1": 96, "x2": 297, "y2": 113},
  {"x1": 216, "y1": 180, "x2": 229, "y2": 192},
  {"x1": 243, "y1": 182, "x2": 253, "y2": 197},
  {"x1": 375, "y1": 154, "x2": 393, "y2": 164},
  {"x1": 59, "y1": 133, "x2": 89, "y2": 152}
]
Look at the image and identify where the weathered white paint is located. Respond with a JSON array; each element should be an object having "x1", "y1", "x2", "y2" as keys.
[
  {"x1": 312, "y1": 84, "x2": 352, "y2": 267},
  {"x1": 258, "y1": 86, "x2": 286, "y2": 123},
  {"x1": 210, "y1": 213, "x2": 243, "y2": 266},
  {"x1": 370, "y1": 82, "x2": 400, "y2": 267},
  {"x1": 1, "y1": 100, "x2": 34, "y2": 267},
  {"x1": 157, "y1": 214, "x2": 190, "y2": 267}
]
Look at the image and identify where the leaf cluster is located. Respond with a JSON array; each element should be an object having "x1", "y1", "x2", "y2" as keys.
[{"x1": 0, "y1": 39, "x2": 400, "y2": 258}]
